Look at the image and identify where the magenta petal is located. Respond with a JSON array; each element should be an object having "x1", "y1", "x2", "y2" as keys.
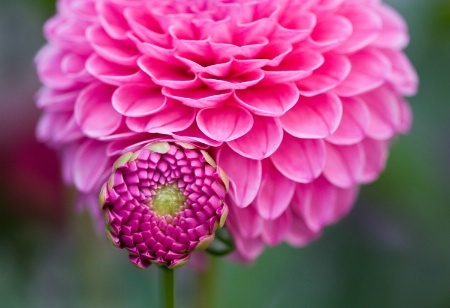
[
  {"x1": 280, "y1": 92, "x2": 342, "y2": 139},
  {"x1": 86, "y1": 25, "x2": 138, "y2": 66},
  {"x1": 255, "y1": 160, "x2": 296, "y2": 220},
  {"x1": 326, "y1": 96, "x2": 369, "y2": 145},
  {"x1": 171, "y1": 123, "x2": 223, "y2": 147},
  {"x1": 235, "y1": 83, "x2": 299, "y2": 116},
  {"x1": 360, "y1": 86, "x2": 401, "y2": 140},
  {"x1": 138, "y1": 55, "x2": 199, "y2": 89},
  {"x1": 232, "y1": 234, "x2": 265, "y2": 262},
  {"x1": 334, "y1": 48, "x2": 391, "y2": 97},
  {"x1": 381, "y1": 49, "x2": 418, "y2": 96},
  {"x1": 74, "y1": 83, "x2": 122, "y2": 138},
  {"x1": 286, "y1": 210, "x2": 320, "y2": 247},
  {"x1": 73, "y1": 140, "x2": 110, "y2": 193},
  {"x1": 373, "y1": 4, "x2": 409, "y2": 49},
  {"x1": 37, "y1": 111, "x2": 83, "y2": 144},
  {"x1": 216, "y1": 145, "x2": 262, "y2": 208},
  {"x1": 163, "y1": 86, "x2": 232, "y2": 108},
  {"x1": 307, "y1": 15, "x2": 352, "y2": 50},
  {"x1": 197, "y1": 105, "x2": 253, "y2": 142},
  {"x1": 227, "y1": 201, "x2": 262, "y2": 238},
  {"x1": 360, "y1": 138, "x2": 388, "y2": 183},
  {"x1": 291, "y1": 177, "x2": 336, "y2": 232},
  {"x1": 126, "y1": 99, "x2": 195, "y2": 133},
  {"x1": 271, "y1": 134, "x2": 326, "y2": 183},
  {"x1": 334, "y1": 7, "x2": 382, "y2": 53},
  {"x1": 262, "y1": 210, "x2": 291, "y2": 246},
  {"x1": 112, "y1": 84, "x2": 166, "y2": 117},
  {"x1": 330, "y1": 184, "x2": 358, "y2": 223},
  {"x1": 297, "y1": 52, "x2": 351, "y2": 96},
  {"x1": 86, "y1": 54, "x2": 151, "y2": 86},
  {"x1": 98, "y1": 1, "x2": 129, "y2": 40},
  {"x1": 228, "y1": 116, "x2": 283, "y2": 160},
  {"x1": 398, "y1": 96, "x2": 412, "y2": 134},
  {"x1": 36, "y1": 87, "x2": 78, "y2": 112},
  {"x1": 323, "y1": 142, "x2": 364, "y2": 188}
]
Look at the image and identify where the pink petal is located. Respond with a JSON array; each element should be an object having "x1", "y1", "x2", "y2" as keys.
[
  {"x1": 360, "y1": 86, "x2": 401, "y2": 140},
  {"x1": 280, "y1": 92, "x2": 342, "y2": 139},
  {"x1": 334, "y1": 48, "x2": 391, "y2": 97},
  {"x1": 86, "y1": 25, "x2": 138, "y2": 66},
  {"x1": 163, "y1": 86, "x2": 232, "y2": 108},
  {"x1": 273, "y1": 12, "x2": 316, "y2": 43},
  {"x1": 326, "y1": 96, "x2": 369, "y2": 145},
  {"x1": 360, "y1": 138, "x2": 388, "y2": 183},
  {"x1": 255, "y1": 160, "x2": 296, "y2": 220},
  {"x1": 262, "y1": 210, "x2": 291, "y2": 246},
  {"x1": 307, "y1": 15, "x2": 352, "y2": 51},
  {"x1": 330, "y1": 184, "x2": 358, "y2": 223},
  {"x1": 291, "y1": 177, "x2": 337, "y2": 232},
  {"x1": 209, "y1": 37, "x2": 269, "y2": 61},
  {"x1": 235, "y1": 83, "x2": 299, "y2": 116},
  {"x1": 334, "y1": 7, "x2": 382, "y2": 53},
  {"x1": 126, "y1": 99, "x2": 195, "y2": 133},
  {"x1": 73, "y1": 140, "x2": 111, "y2": 193},
  {"x1": 197, "y1": 105, "x2": 253, "y2": 142},
  {"x1": 124, "y1": 7, "x2": 170, "y2": 47},
  {"x1": 381, "y1": 49, "x2": 418, "y2": 96},
  {"x1": 232, "y1": 234, "x2": 265, "y2": 262},
  {"x1": 216, "y1": 145, "x2": 262, "y2": 208},
  {"x1": 398, "y1": 96, "x2": 412, "y2": 134},
  {"x1": 373, "y1": 4, "x2": 409, "y2": 49},
  {"x1": 271, "y1": 134, "x2": 326, "y2": 183},
  {"x1": 36, "y1": 111, "x2": 83, "y2": 144},
  {"x1": 227, "y1": 201, "x2": 262, "y2": 238},
  {"x1": 98, "y1": 1, "x2": 129, "y2": 40},
  {"x1": 228, "y1": 116, "x2": 283, "y2": 160},
  {"x1": 36, "y1": 87, "x2": 78, "y2": 112},
  {"x1": 85, "y1": 54, "x2": 151, "y2": 86},
  {"x1": 297, "y1": 52, "x2": 351, "y2": 96},
  {"x1": 323, "y1": 142, "x2": 364, "y2": 188},
  {"x1": 285, "y1": 210, "x2": 320, "y2": 247},
  {"x1": 171, "y1": 123, "x2": 223, "y2": 147},
  {"x1": 138, "y1": 55, "x2": 199, "y2": 89},
  {"x1": 199, "y1": 70, "x2": 264, "y2": 90},
  {"x1": 263, "y1": 49, "x2": 324, "y2": 83},
  {"x1": 112, "y1": 84, "x2": 166, "y2": 117},
  {"x1": 74, "y1": 83, "x2": 122, "y2": 138}
]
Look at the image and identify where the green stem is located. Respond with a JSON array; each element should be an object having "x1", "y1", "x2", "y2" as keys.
[
  {"x1": 162, "y1": 267, "x2": 174, "y2": 308},
  {"x1": 197, "y1": 255, "x2": 218, "y2": 308}
]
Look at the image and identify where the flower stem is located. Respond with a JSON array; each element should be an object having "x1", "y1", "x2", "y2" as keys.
[
  {"x1": 162, "y1": 267, "x2": 174, "y2": 308},
  {"x1": 197, "y1": 255, "x2": 218, "y2": 308}
]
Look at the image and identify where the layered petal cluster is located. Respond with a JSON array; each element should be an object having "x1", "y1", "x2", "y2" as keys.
[
  {"x1": 35, "y1": 0, "x2": 417, "y2": 261},
  {"x1": 100, "y1": 141, "x2": 229, "y2": 268}
]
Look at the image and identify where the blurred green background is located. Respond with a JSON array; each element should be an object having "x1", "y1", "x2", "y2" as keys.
[{"x1": 1, "y1": 0, "x2": 449, "y2": 307}]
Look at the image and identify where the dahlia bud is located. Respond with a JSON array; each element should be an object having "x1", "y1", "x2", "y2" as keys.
[{"x1": 99, "y1": 141, "x2": 229, "y2": 269}]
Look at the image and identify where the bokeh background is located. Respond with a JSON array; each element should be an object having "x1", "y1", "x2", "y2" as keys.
[{"x1": 1, "y1": 0, "x2": 449, "y2": 307}]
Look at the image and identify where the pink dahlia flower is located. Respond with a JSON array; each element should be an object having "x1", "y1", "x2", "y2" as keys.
[
  {"x1": 100, "y1": 141, "x2": 228, "y2": 268},
  {"x1": 36, "y1": 0, "x2": 417, "y2": 262}
]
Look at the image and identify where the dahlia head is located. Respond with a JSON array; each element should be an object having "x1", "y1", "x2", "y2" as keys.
[
  {"x1": 99, "y1": 141, "x2": 229, "y2": 268},
  {"x1": 35, "y1": 0, "x2": 417, "y2": 263}
]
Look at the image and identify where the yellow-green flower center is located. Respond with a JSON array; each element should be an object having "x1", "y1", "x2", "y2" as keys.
[{"x1": 151, "y1": 185, "x2": 186, "y2": 216}]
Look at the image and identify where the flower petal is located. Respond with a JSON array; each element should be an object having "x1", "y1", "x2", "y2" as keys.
[
  {"x1": 271, "y1": 134, "x2": 326, "y2": 183},
  {"x1": 74, "y1": 82, "x2": 122, "y2": 138},
  {"x1": 228, "y1": 116, "x2": 283, "y2": 160},
  {"x1": 262, "y1": 210, "x2": 291, "y2": 246},
  {"x1": 227, "y1": 201, "x2": 262, "y2": 238},
  {"x1": 280, "y1": 92, "x2": 342, "y2": 139},
  {"x1": 373, "y1": 4, "x2": 409, "y2": 49},
  {"x1": 285, "y1": 210, "x2": 320, "y2": 247},
  {"x1": 73, "y1": 140, "x2": 111, "y2": 193},
  {"x1": 216, "y1": 144, "x2": 262, "y2": 208},
  {"x1": 297, "y1": 52, "x2": 351, "y2": 96},
  {"x1": 323, "y1": 142, "x2": 364, "y2": 188},
  {"x1": 197, "y1": 105, "x2": 253, "y2": 142},
  {"x1": 291, "y1": 177, "x2": 337, "y2": 232},
  {"x1": 163, "y1": 86, "x2": 232, "y2": 108},
  {"x1": 360, "y1": 86, "x2": 401, "y2": 140},
  {"x1": 360, "y1": 138, "x2": 388, "y2": 183},
  {"x1": 112, "y1": 84, "x2": 166, "y2": 117},
  {"x1": 234, "y1": 83, "x2": 299, "y2": 116},
  {"x1": 326, "y1": 96, "x2": 369, "y2": 145},
  {"x1": 334, "y1": 48, "x2": 391, "y2": 96},
  {"x1": 126, "y1": 99, "x2": 195, "y2": 133},
  {"x1": 255, "y1": 160, "x2": 296, "y2": 220}
]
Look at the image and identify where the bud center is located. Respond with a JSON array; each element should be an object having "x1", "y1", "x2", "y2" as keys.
[{"x1": 150, "y1": 185, "x2": 186, "y2": 216}]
